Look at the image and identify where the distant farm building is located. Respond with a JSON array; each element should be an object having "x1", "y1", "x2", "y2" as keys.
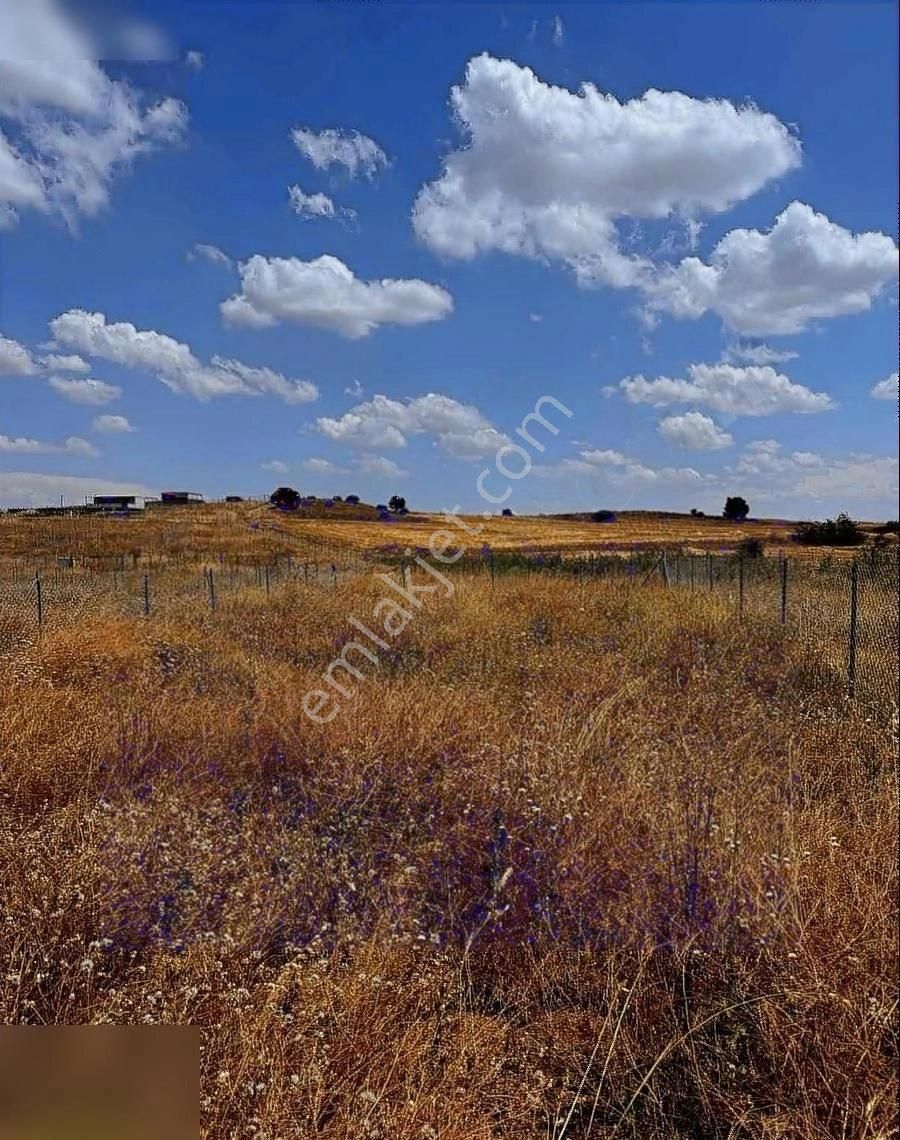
[
  {"x1": 225, "y1": 495, "x2": 244, "y2": 503},
  {"x1": 160, "y1": 491, "x2": 204, "y2": 505},
  {"x1": 93, "y1": 494, "x2": 137, "y2": 511}
]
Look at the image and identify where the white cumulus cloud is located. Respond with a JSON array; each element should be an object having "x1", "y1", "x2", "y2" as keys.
[
  {"x1": 47, "y1": 376, "x2": 122, "y2": 404},
  {"x1": 288, "y1": 185, "x2": 349, "y2": 220},
  {"x1": 220, "y1": 254, "x2": 453, "y2": 338},
  {"x1": 92, "y1": 414, "x2": 135, "y2": 433},
  {"x1": 41, "y1": 352, "x2": 90, "y2": 373},
  {"x1": 187, "y1": 243, "x2": 233, "y2": 268},
  {"x1": 0, "y1": 0, "x2": 187, "y2": 228},
  {"x1": 316, "y1": 392, "x2": 507, "y2": 458},
  {"x1": 412, "y1": 54, "x2": 800, "y2": 287},
  {"x1": 617, "y1": 362, "x2": 835, "y2": 416},
  {"x1": 644, "y1": 202, "x2": 899, "y2": 335},
  {"x1": 0, "y1": 333, "x2": 39, "y2": 375},
  {"x1": 0, "y1": 431, "x2": 97, "y2": 456},
  {"x1": 871, "y1": 371, "x2": 898, "y2": 401},
  {"x1": 658, "y1": 411, "x2": 733, "y2": 450},
  {"x1": 290, "y1": 126, "x2": 388, "y2": 179},
  {"x1": 48, "y1": 309, "x2": 318, "y2": 403}
]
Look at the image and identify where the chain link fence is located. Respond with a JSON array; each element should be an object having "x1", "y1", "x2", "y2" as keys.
[{"x1": 2, "y1": 545, "x2": 897, "y2": 717}]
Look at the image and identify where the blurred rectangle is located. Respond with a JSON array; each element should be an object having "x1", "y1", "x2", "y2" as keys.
[{"x1": 0, "y1": 1026, "x2": 199, "y2": 1140}]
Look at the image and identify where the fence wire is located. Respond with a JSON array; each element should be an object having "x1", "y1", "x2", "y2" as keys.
[{"x1": 1, "y1": 547, "x2": 897, "y2": 718}]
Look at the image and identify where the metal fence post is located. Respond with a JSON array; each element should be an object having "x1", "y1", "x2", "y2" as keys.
[
  {"x1": 848, "y1": 560, "x2": 859, "y2": 699},
  {"x1": 738, "y1": 555, "x2": 745, "y2": 616},
  {"x1": 34, "y1": 573, "x2": 43, "y2": 630},
  {"x1": 780, "y1": 555, "x2": 788, "y2": 626},
  {"x1": 707, "y1": 551, "x2": 713, "y2": 590},
  {"x1": 143, "y1": 573, "x2": 150, "y2": 616},
  {"x1": 265, "y1": 565, "x2": 270, "y2": 596},
  {"x1": 208, "y1": 567, "x2": 216, "y2": 611},
  {"x1": 661, "y1": 550, "x2": 671, "y2": 587}
]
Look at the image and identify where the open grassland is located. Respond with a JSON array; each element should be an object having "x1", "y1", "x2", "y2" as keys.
[
  {"x1": 3, "y1": 503, "x2": 893, "y2": 577},
  {"x1": 0, "y1": 538, "x2": 897, "y2": 1138}
]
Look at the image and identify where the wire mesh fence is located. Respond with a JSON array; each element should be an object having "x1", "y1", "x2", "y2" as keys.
[{"x1": 1, "y1": 545, "x2": 897, "y2": 717}]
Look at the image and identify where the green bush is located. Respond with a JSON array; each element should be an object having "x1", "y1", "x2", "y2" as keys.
[{"x1": 792, "y1": 512, "x2": 866, "y2": 547}]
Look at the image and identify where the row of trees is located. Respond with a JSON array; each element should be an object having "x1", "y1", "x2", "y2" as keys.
[{"x1": 268, "y1": 488, "x2": 406, "y2": 513}]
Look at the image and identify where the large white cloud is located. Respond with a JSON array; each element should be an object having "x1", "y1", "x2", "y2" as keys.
[
  {"x1": 412, "y1": 53, "x2": 800, "y2": 286},
  {"x1": 221, "y1": 254, "x2": 453, "y2": 338},
  {"x1": 316, "y1": 392, "x2": 507, "y2": 457},
  {"x1": 871, "y1": 372, "x2": 898, "y2": 401},
  {"x1": 617, "y1": 362, "x2": 835, "y2": 416},
  {"x1": 0, "y1": 334, "x2": 39, "y2": 375},
  {"x1": 0, "y1": 0, "x2": 187, "y2": 228},
  {"x1": 290, "y1": 127, "x2": 388, "y2": 179},
  {"x1": 48, "y1": 309, "x2": 318, "y2": 403},
  {"x1": 658, "y1": 411, "x2": 733, "y2": 450},
  {"x1": 644, "y1": 202, "x2": 899, "y2": 335}
]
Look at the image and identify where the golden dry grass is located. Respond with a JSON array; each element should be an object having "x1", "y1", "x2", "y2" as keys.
[{"x1": 0, "y1": 518, "x2": 897, "y2": 1139}]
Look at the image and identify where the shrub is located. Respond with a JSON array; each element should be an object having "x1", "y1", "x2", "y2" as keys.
[
  {"x1": 690, "y1": 507, "x2": 706, "y2": 518},
  {"x1": 793, "y1": 512, "x2": 866, "y2": 547},
  {"x1": 345, "y1": 494, "x2": 360, "y2": 505},
  {"x1": 502, "y1": 508, "x2": 514, "y2": 517},
  {"x1": 269, "y1": 486, "x2": 301, "y2": 511},
  {"x1": 737, "y1": 537, "x2": 765, "y2": 559},
  {"x1": 723, "y1": 496, "x2": 749, "y2": 521},
  {"x1": 592, "y1": 509, "x2": 617, "y2": 523},
  {"x1": 388, "y1": 495, "x2": 407, "y2": 513}
]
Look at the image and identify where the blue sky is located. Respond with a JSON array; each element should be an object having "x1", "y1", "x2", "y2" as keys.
[{"x1": 0, "y1": 0, "x2": 897, "y2": 517}]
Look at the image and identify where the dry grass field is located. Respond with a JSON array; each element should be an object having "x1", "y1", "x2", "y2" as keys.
[{"x1": 0, "y1": 504, "x2": 897, "y2": 1138}]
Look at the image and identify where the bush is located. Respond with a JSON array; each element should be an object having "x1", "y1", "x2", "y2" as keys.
[
  {"x1": 345, "y1": 495, "x2": 360, "y2": 505},
  {"x1": 736, "y1": 537, "x2": 765, "y2": 559},
  {"x1": 690, "y1": 508, "x2": 705, "y2": 518},
  {"x1": 793, "y1": 512, "x2": 866, "y2": 547},
  {"x1": 388, "y1": 495, "x2": 407, "y2": 513},
  {"x1": 723, "y1": 496, "x2": 749, "y2": 521},
  {"x1": 269, "y1": 486, "x2": 301, "y2": 511},
  {"x1": 592, "y1": 509, "x2": 617, "y2": 523},
  {"x1": 502, "y1": 508, "x2": 514, "y2": 517},
  {"x1": 875, "y1": 520, "x2": 899, "y2": 535}
]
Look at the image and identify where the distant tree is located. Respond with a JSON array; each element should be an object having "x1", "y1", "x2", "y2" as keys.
[
  {"x1": 502, "y1": 508, "x2": 514, "y2": 517},
  {"x1": 270, "y1": 486, "x2": 301, "y2": 511},
  {"x1": 690, "y1": 507, "x2": 705, "y2": 518},
  {"x1": 793, "y1": 512, "x2": 866, "y2": 547},
  {"x1": 592, "y1": 509, "x2": 617, "y2": 523},
  {"x1": 333, "y1": 495, "x2": 343, "y2": 502},
  {"x1": 388, "y1": 495, "x2": 407, "y2": 513},
  {"x1": 723, "y1": 496, "x2": 750, "y2": 521},
  {"x1": 375, "y1": 504, "x2": 388, "y2": 513},
  {"x1": 345, "y1": 494, "x2": 360, "y2": 505}
]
